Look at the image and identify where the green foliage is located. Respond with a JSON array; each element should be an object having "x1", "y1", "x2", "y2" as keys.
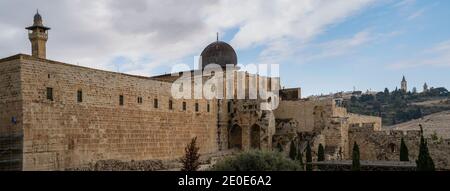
[
  {"x1": 297, "y1": 151, "x2": 304, "y2": 170},
  {"x1": 181, "y1": 137, "x2": 200, "y2": 171},
  {"x1": 211, "y1": 150, "x2": 302, "y2": 171},
  {"x1": 289, "y1": 141, "x2": 297, "y2": 160},
  {"x1": 400, "y1": 137, "x2": 409, "y2": 161},
  {"x1": 277, "y1": 142, "x2": 283, "y2": 152},
  {"x1": 317, "y1": 144, "x2": 325, "y2": 162},
  {"x1": 416, "y1": 126, "x2": 435, "y2": 171},
  {"x1": 305, "y1": 142, "x2": 312, "y2": 171},
  {"x1": 345, "y1": 87, "x2": 450, "y2": 126},
  {"x1": 352, "y1": 142, "x2": 361, "y2": 171}
]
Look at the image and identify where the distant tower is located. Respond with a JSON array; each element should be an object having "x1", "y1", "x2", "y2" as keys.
[
  {"x1": 26, "y1": 10, "x2": 50, "y2": 59},
  {"x1": 401, "y1": 76, "x2": 407, "y2": 92},
  {"x1": 423, "y1": 82, "x2": 429, "y2": 92}
]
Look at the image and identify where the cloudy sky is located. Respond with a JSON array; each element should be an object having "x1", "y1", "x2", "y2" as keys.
[{"x1": 1, "y1": 0, "x2": 449, "y2": 96}]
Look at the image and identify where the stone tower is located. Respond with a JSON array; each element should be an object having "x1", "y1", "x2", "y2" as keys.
[
  {"x1": 401, "y1": 76, "x2": 407, "y2": 92},
  {"x1": 423, "y1": 82, "x2": 429, "y2": 92},
  {"x1": 26, "y1": 10, "x2": 50, "y2": 59}
]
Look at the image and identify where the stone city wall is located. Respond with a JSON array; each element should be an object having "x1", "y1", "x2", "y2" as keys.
[
  {"x1": 349, "y1": 127, "x2": 450, "y2": 169},
  {"x1": 0, "y1": 56, "x2": 23, "y2": 170},
  {"x1": 12, "y1": 55, "x2": 219, "y2": 170}
]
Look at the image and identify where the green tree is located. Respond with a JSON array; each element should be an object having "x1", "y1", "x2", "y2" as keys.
[
  {"x1": 289, "y1": 141, "x2": 297, "y2": 160},
  {"x1": 317, "y1": 144, "x2": 325, "y2": 161},
  {"x1": 305, "y1": 141, "x2": 312, "y2": 171},
  {"x1": 416, "y1": 126, "x2": 435, "y2": 171},
  {"x1": 277, "y1": 142, "x2": 283, "y2": 152},
  {"x1": 181, "y1": 137, "x2": 200, "y2": 171},
  {"x1": 384, "y1": 88, "x2": 390, "y2": 96},
  {"x1": 400, "y1": 137, "x2": 409, "y2": 161},
  {"x1": 352, "y1": 142, "x2": 361, "y2": 171},
  {"x1": 297, "y1": 151, "x2": 304, "y2": 170}
]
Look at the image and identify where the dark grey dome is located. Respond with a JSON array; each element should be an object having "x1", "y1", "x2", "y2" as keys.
[
  {"x1": 34, "y1": 12, "x2": 42, "y2": 22},
  {"x1": 200, "y1": 41, "x2": 237, "y2": 69},
  {"x1": 33, "y1": 11, "x2": 43, "y2": 26}
]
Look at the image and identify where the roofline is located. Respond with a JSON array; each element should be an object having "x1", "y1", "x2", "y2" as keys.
[
  {"x1": 25, "y1": 25, "x2": 51, "y2": 30},
  {"x1": 0, "y1": 54, "x2": 23, "y2": 63},
  {"x1": 0, "y1": 54, "x2": 156, "y2": 80}
]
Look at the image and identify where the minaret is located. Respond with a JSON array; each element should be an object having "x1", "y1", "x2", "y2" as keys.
[
  {"x1": 401, "y1": 76, "x2": 407, "y2": 92},
  {"x1": 26, "y1": 10, "x2": 50, "y2": 59}
]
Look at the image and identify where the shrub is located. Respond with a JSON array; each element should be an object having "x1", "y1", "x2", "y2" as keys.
[
  {"x1": 352, "y1": 142, "x2": 361, "y2": 171},
  {"x1": 210, "y1": 150, "x2": 302, "y2": 171},
  {"x1": 400, "y1": 137, "x2": 409, "y2": 161},
  {"x1": 305, "y1": 142, "x2": 312, "y2": 171},
  {"x1": 289, "y1": 141, "x2": 297, "y2": 160},
  {"x1": 416, "y1": 126, "x2": 435, "y2": 171},
  {"x1": 181, "y1": 137, "x2": 200, "y2": 171},
  {"x1": 317, "y1": 144, "x2": 325, "y2": 162}
]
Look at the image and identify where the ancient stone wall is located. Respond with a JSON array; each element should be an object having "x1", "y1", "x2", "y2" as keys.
[
  {"x1": 349, "y1": 128, "x2": 450, "y2": 169},
  {"x1": 16, "y1": 55, "x2": 218, "y2": 170},
  {"x1": 274, "y1": 99, "x2": 329, "y2": 132},
  {"x1": 347, "y1": 113, "x2": 382, "y2": 131},
  {"x1": 0, "y1": 55, "x2": 23, "y2": 170}
]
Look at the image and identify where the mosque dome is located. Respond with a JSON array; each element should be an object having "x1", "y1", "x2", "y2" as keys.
[{"x1": 200, "y1": 40, "x2": 237, "y2": 69}]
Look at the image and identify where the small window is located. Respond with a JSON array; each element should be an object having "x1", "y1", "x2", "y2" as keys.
[
  {"x1": 227, "y1": 101, "x2": 232, "y2": 113},
  {"x1": 48, "y1": 74, "x2": 51, "y2": 78},
  {"x1": 154, "y1": 99, "x2": 158, "y2": 108},
  {"x1": 195, "y1": 103, "x2": 199, "y2": 112},
  {"x1": 169, "y1": 100, "x2": 173, "y2": 110},
  {"x1": 119, "y1": 95, "x2": 124, "y2": 106},
  {"x1": 207, "y1": 103, "x2": 210, "y2": 112},
  {"x1": 182, "y1": 102, "x2": 187, "y2": 111},
  {"x1": 137, "y1": 97, "x2": 143, "y2": 104},
  {"x1": 46, "y1": 87, "x2": 53, "y2": 101},
  {"x1": 77, "y1": 90, "x2": 83, "y2": 103}
]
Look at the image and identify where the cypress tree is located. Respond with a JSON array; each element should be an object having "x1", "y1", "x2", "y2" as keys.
[
  {"x1": 317, "y1": 144, "x2": 325, "y2": 161},
  {"x1": 289, "y1": 141, "x2": 297, "y2": 160},
  {"x1": 416, "y1": 126, "x2": 435, "y2": 171},
  {"x1": 305, "y1": 141, "x2": 312, "y2": 171},
  {"x1": 297, "y1": 151, "x2": 304, "y2": 170},
  {"x1": 400, "y1": 137, "x2": 409, "y2": 161},
  {"x1": 277, "y1": 142, "x2": 283, "y2": 152},
  {"x1": 352, "y1": 142, "x2": 361, "y2": 171},
  {"x1": 181, "y1": 137, "x2": 200, "y2": 171}
]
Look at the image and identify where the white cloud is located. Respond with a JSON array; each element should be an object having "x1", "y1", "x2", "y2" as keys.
[
  {"x1": 407, "y1": 7, "x2": 425, "y2": 20},
  {"x1": 389, "y1": 40, "x2": 450, "y2": 69},
  {"x1": 293, "y1": 29, "x2": 401, "y2": 63},
  {"x1": 394, "y1": 0, "x2": 416, "y2": 8},
  {"x1": 0, "y1": 0, "x2": 376, "y2": 76}
]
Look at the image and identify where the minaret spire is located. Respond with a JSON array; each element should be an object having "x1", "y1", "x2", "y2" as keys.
[
  {"x1": 26, "y1": 10, "x2": 50, "y2": 59},
  {"x1": 216, "y1": 32, "x2": 219, "y2": 42}
]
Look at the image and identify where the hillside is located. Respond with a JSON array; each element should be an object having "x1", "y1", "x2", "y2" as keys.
[
  {"x1": 387, "y1": 110, "x2": 450, "y2": 139},
  {"x1": 344, "y1": 87, "x2": 450, "y2": 126}
]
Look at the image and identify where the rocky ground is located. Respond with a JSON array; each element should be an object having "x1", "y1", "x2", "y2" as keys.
[{"x1": 387, "y1": 110, "x2": 450, "y2": 139}]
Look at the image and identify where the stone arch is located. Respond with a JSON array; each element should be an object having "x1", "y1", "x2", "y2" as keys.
[
  {"x1": 229, "y1": 124, "x2": 242, "y2": 149},
  {"x1": 250, "y1": 124, "x2": 261, "y2": 149}
]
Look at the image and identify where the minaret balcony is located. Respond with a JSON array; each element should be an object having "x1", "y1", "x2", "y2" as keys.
[{"x1": 28, "y1": 32, "x2": 48, "y2": 39}]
